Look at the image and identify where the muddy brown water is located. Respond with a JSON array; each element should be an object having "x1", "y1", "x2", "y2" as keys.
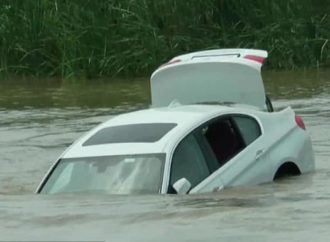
[{"x1": 0, "y1": 70, "x2": 329, "y2": 241}]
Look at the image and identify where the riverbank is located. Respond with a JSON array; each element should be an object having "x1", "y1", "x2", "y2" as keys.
[{"x1": 0, "y1": 0, "x2": 329, "y2": 80}]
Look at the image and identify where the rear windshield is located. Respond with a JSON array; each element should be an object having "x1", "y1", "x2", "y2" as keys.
[{"x1": 83, "y1": 123, "x2": 177, "y2": 146}]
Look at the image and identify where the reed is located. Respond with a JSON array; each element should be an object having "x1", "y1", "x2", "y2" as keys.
[{"x1": 0, "y1": 0, "x2": 328, "y2": 79}]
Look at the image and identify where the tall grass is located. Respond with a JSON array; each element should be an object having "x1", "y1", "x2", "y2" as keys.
[{"x1": 0, "y1": 0, "x2": 329, "y2": 79}]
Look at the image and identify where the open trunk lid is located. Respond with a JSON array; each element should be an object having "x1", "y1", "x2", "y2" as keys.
[{"x1": 150, "y1": 49, "x2": 268, "y2": 109}]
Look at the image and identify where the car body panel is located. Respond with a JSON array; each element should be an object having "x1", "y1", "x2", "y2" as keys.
[
  {"x1": 37, "y1": 104, "x2": 315, "y2": 194},
  {"x1": 61, "y1": 105, "x2": 239, "y2": 158},
  {"x1": 37, "y1": 49, "x2": 315, "y2": 195},
  {"x1": 167, "y1": 106, "x2": 298, "y2": 193},
  {"x1": 151, "y1": 49, "x2": 268, "y2": 109}
]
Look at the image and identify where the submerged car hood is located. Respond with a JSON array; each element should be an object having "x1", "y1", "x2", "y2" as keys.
[{"x1": 151, "y1": 49, "x2": 268, "y2": 109}]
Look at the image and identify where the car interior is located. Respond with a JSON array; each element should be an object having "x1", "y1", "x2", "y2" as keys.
[{"x1": 205, "y1": 118, "x2": 244, "y2": 166}]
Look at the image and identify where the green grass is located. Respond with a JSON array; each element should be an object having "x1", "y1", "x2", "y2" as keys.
[{"x1": 0, "y1": 0, "x2": 329, "y2": 80}]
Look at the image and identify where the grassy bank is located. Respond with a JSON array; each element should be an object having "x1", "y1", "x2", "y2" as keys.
[{"x1": 0, "y1": 0, "x2": 329, "y2": 79}]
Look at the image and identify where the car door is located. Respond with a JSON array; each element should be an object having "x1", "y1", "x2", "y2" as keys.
[
  {"x1": 190, "y1": 114, "x2": 271, "y2": 193},
  {"x1": 167, "y1": 133, "x2": 213, "y2": 194}
]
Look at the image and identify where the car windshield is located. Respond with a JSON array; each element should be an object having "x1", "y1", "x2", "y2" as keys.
[{"x1": 40, "y1": 153, "x2": 165, "y2": 194}]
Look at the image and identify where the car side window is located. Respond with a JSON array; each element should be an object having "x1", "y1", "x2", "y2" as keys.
[
  {"x1": 203, "y1": 118, "x2": 245, "y2": 166},
  {"x1": 233, "y1": 116, "x2": 261, "y2": 145},
  {"x1": 169, "y1": 134, "x2": 210, "y2": 191}
]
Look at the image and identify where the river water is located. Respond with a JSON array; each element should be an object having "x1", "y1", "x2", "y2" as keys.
[{"x1": 0, "y1": 70, "x2": 329, "y2": 241}]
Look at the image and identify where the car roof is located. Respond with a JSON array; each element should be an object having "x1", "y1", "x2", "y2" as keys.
[{"x1": 62, "y1": 104, "x2": 261, "y2": 159}]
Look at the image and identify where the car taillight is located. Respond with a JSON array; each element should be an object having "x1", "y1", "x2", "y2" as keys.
[
  {"x1": 295, "y1": 115, "x2": 306, "y2": 130},
  {"x1": 244, "y1": 55, "x2": 266, "y2": 64}
]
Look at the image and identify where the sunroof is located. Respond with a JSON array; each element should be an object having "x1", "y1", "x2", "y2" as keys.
[{"x1": 83, "y1": 123, "x2": 177, "y2": 146}]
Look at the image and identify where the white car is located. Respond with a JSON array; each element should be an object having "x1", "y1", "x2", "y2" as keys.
[{"x1": 37, "y1": 49, "x2": 315, "y2": 195}]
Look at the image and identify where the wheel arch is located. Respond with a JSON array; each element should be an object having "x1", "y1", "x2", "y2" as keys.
[{"x1": 273, "y1": 161, "x2": 301, "y2": 180}]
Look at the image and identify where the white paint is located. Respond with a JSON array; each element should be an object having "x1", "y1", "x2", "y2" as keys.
[
  {"x1": 151, "y1": 49, "x2": 268, "y2": 109},
  {"x1": 37, "y1": 49, "x2": 315, "y2": 195}
]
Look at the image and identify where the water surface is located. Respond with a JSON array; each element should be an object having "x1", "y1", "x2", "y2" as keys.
[{"x1": 0, "y1": 70, "x2": 329, "y2": 241}]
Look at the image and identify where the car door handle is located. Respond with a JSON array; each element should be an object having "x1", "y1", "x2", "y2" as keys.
[{"x1": 255, "y1": 149, "x2": 264, "y2": 160}]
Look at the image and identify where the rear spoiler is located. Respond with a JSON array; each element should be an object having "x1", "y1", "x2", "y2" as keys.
[{"x1": 157, "y1": 49, "x2": 268, "y2": 71}]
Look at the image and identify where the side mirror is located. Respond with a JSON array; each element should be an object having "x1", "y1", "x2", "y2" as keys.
[{"x1": 173, "y1": 178, "x2": 191, "y2": 194}]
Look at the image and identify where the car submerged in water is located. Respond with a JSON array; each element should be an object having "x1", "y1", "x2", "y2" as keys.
[{"x1": 37, "y1": 49, "x2": 315, "y2": 195}]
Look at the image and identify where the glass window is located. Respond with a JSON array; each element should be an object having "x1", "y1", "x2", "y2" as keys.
[
  {"x1": 40, "y1": 154, "x2": 165, "y2": 194},
  {"x1": 83, "y1": 123, "x2": 177, "y2": 146},
  {"x1": 233, "y1": 116, "x2": 261, "y2": 145},
  {"x1": 204, "y1": 118, "x2": 244, "y2": 165},
  {"x1": 170, "y1": 134, "x2": 209, "y2": 189}
]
